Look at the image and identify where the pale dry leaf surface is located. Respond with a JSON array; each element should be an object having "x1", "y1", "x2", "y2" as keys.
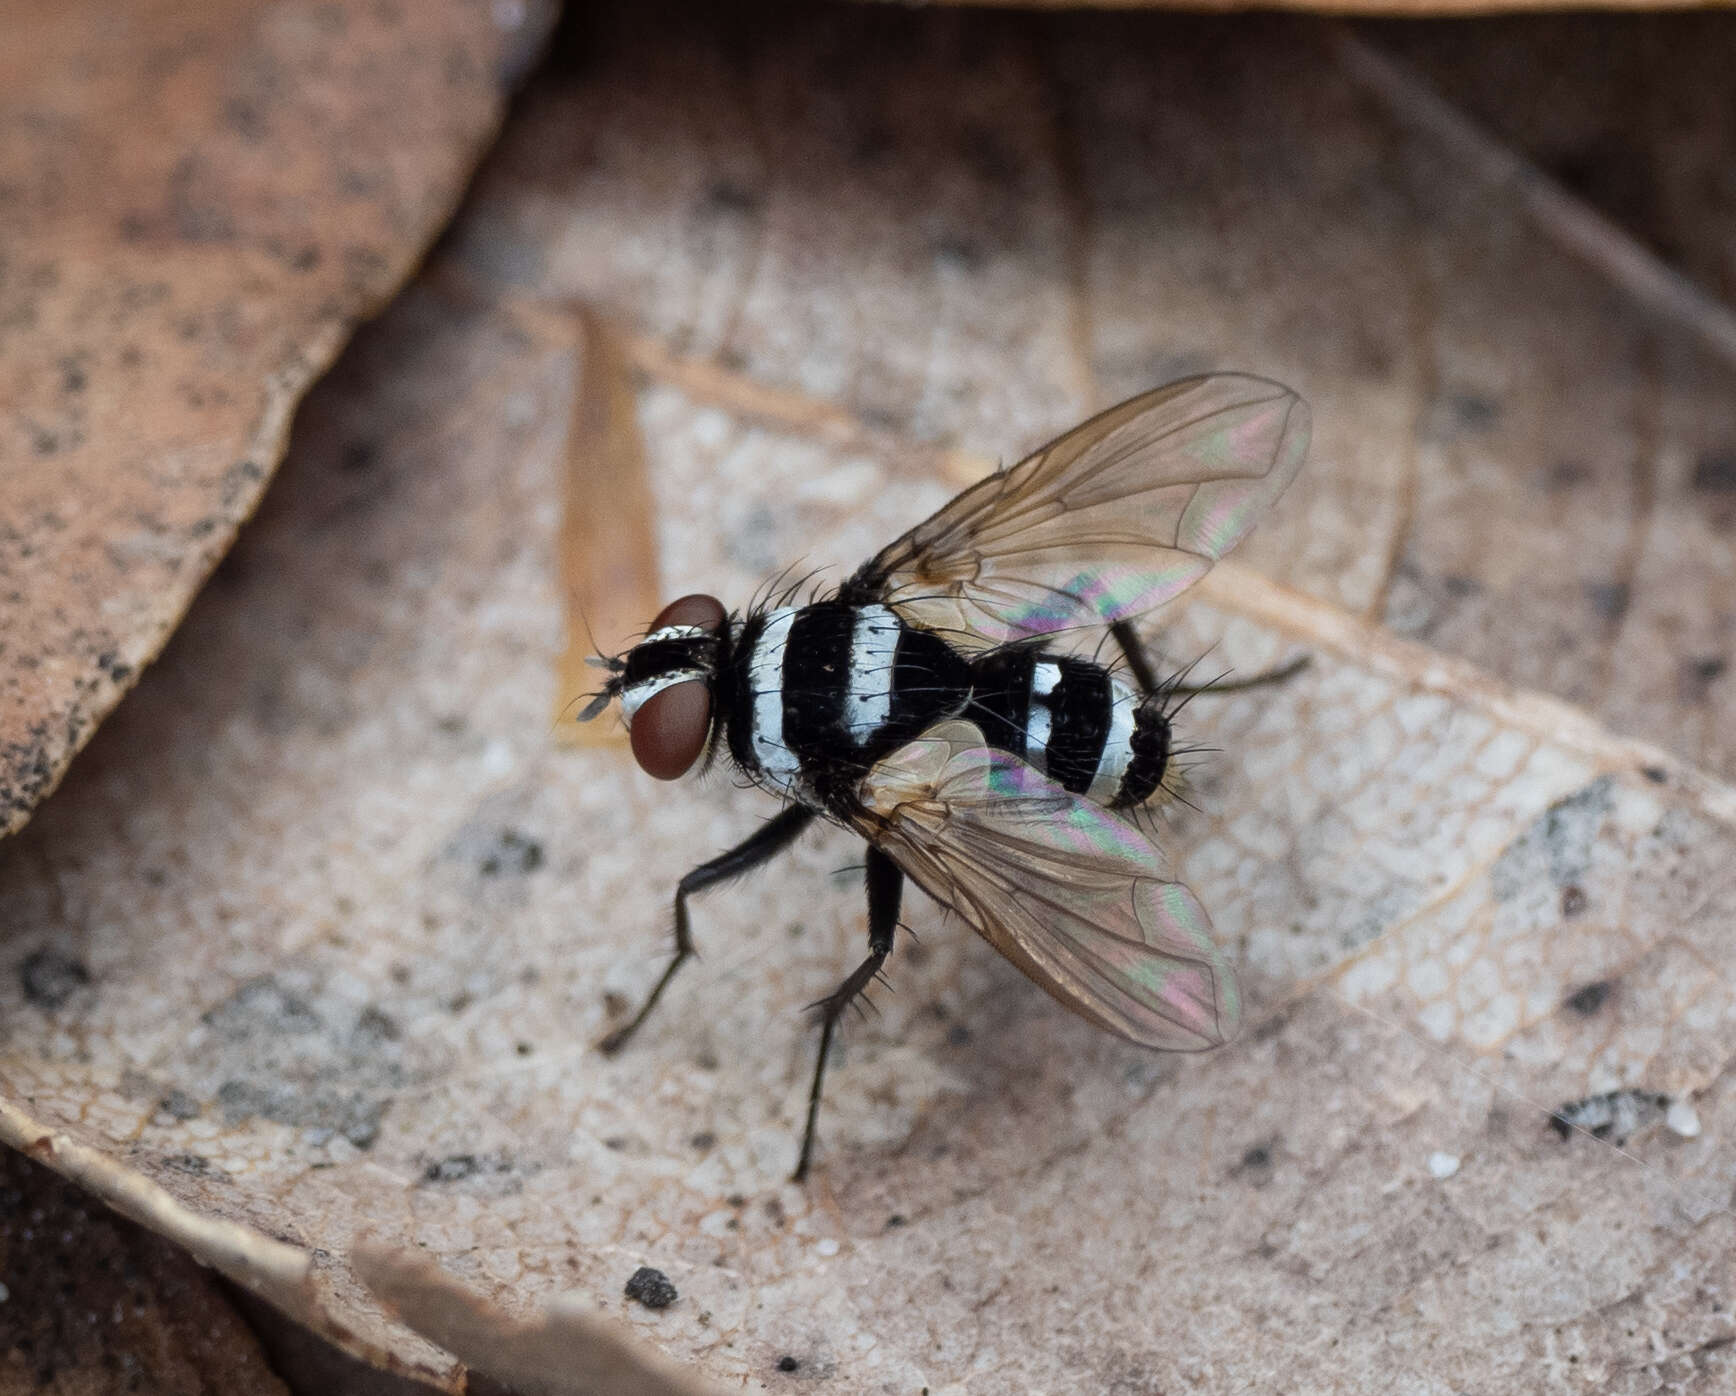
[
  {"x1": 2, "y1": 7, "x2": 1736, "y2": 1394},
  {"x1": 0, "y1": 0, "x2": 554, "y2": 837},
  {"x1": 457, "y1": 6, "x2": 1736, "y2": 784}
]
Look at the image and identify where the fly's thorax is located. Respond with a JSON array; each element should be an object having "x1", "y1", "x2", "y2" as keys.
[{"x1": 722, "y1": 600, "x2": 972, "y2": 810}]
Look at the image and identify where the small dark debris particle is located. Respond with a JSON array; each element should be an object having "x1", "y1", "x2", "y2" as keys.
[
  {"x1": 20, "y1": 948, "x2": 91, "y2": 1009},
  {"x1": 516, "y1": 1041, "x2": 533, "y2": 1056},
  {"x1": 157, "y1": 1090, "x2": 201, "y2": 1121},
  {"x1": 1560, "y1": 885, "x2": 1589, "y2": 918},
  {"x1": 885, "y1": 1213, "x2": 907, "y2": 1229},
  {"x1": 1641, "y1": 765, "x2": 1668, "y2": 784},
  {"x1": 1564, "y1": 981, "x2": 1611, "y2": 1016},
  {"x1": 624, "y1": 1266, "x2": 679, "y2": 1310},
  {"x1": 1240, "y1": 1145, "x2": 1272, "y2": 1171},
  {"x1": 423, "y1": 1154, "x2": 481, "y2": 1183},
  {"x1": 777, "y1": 1356, "x2": 801, "y2": 1373},
  {"x1": 946, "y1": 1024, "x2": 971, "y2": 1047},
  {"x1": 690, "y1": 1131, "x2": 716, "y2": 1151},
  {"x1": 604, "y1": 1136, "x2": 628, "y2": 1151}
]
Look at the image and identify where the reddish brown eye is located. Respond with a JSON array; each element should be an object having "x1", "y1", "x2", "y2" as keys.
[
  {"x1": 630, "y1": 680, "x2": 712, "y2": 780},
  {"x1": 650, "y1": 593, "x2": 725, "y2": 633}
]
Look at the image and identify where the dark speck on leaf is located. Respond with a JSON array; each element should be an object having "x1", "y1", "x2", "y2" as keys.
[
  {"x1": 478, "y1": 828, "x2": 543, "y2": 877},
  {"x1": 1678, "y1": 656, "x2": 1727, "y2": 704},
  {"x1": 624, "y1": 1266, "x2": 679, "y2": 1310},
  {"x1": 423, "y1": 1154, "x2": 483, "y2": 1183},
  {"x1": 1545, "y1": 459, "x2": 1590, "y2": 490},
  {"x1": 339, "y1": 439, "x2": 379, "y2": 472},
  {"x1": 1549, "y1": 1088, "x2": 1667, "y2": 1143},
  {"x1": 1449, "y1": 392, "x2": 1500, "y2": 430},
  {"x1": 20, "y1": 948, "x2": 91, "y2": 1009},
  {"x1": 1564, "y1": 981, "x2": 1611, "y2": 1015},
  {"x1": 777, "y1": 1356, "x2": 801, "y2": 1373},
  {"x1": 1584, "y1": 581, "x2": 1629, "y2": 622},
  {"x1": 705, "y1": 181, "x2": 760, "y2": 215},
  {"x1": 1692, "y1": 451, "x2": 1736, "y2": 492}
]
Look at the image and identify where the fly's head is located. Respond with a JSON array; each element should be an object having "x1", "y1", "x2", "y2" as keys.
[{"x1": 580, "y1": 594, "x2": 729, "y2": 780}]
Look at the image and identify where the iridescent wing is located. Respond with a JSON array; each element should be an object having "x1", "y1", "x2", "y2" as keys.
[
  {"x1": 852, "y1": 374, "x2": 1308, "y2": 649},
  {"x1": 854, "y1": 722, "x2": 1240, "y2": 1049}
]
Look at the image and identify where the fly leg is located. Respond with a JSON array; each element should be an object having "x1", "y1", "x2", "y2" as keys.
[
  {"x1": 794, "y1": 845, "x2": 902, "y2": 1181},
  {"x1": 1109, "y1": 618, "x2": 1308, "y2": 699},
  {"x1": 599, "y1": 804, "x2": 815, "y2": 1055}
]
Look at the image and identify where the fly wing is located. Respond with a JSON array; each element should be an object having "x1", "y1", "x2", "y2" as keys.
[
  {"x1": 855, "y1": 722, "x2": 1241, "y2": 1049},
  {"x1": 855, "y1": 374, "x2": 1307, "y2": 649}
]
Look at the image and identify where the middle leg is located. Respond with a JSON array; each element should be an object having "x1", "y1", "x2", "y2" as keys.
[{"x1": 793, "y1": 844, "x2": 902, "y2": 1181}]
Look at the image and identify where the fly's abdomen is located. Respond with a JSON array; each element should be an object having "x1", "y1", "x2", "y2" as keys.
[{"x1": 968, "y1": 650, "x2": 1170, "y2": 808}]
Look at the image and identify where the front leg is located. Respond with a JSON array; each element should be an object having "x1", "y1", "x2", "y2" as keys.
[
  {"x1": 599, "y1": 804, "x2": 815, "y2": 1054},
  {"x1": 793, "y1": 844, "x2": 902, "y2": 1181}
]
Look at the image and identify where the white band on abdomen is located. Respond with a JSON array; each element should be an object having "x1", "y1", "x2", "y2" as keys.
[
  {"x1": 1025, "y1": 660, "x2": 1061, "y2": 769},
  {"x1": 1087, "y1": 683, "x2": 1139, "y2": 803}
]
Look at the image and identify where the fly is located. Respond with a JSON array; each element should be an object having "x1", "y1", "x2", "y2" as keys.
[{"x1": 582, "y1": 373, "x2": 1311, "y2": 1179}]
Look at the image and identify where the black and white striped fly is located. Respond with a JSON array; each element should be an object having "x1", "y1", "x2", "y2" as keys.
[{"x1": 583, "y1": 374, "x2": 1310, "y2": 1179}]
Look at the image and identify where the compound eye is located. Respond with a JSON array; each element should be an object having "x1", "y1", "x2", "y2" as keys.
[
  {"x1": 650, "y1": 594, "x2": 726, "y2": 633},
  {"x1": 629, "y1": 680, "x2": 711, "y2": 780}
]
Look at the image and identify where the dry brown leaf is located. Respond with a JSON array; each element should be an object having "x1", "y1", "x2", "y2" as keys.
[
  {"x1": 0, "y1": 1145, "x2": 292, "y2": 1394},
  {"x1": 0, "y1": 0, "x2": 555, "y2": 838},
  {"x1": 4, "y1": 8, "x2": 1736, "y2": 1393}
]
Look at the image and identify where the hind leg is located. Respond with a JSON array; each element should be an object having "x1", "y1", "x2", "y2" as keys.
[{"x1": 1109, "y1": 619, "x2": 1308, "y2": 700}]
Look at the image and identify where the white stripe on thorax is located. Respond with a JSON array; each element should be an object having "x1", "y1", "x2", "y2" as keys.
[
  {"x1": 843, "y1": 605, "x2": 902, "y2": 742},
  {"x1": 1025, "y1": 660, "x2": 1061, "y2": 769},
  {"x1": 749, "y1": 608, "x2": 800, "y2": 782},
  {"x1": 1087, "y1": 682, "x2": 1140, "y2": 804}
]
